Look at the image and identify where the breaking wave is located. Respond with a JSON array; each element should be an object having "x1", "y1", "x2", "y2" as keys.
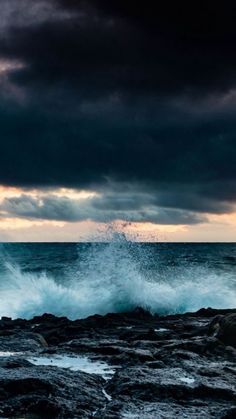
[{"x1": 0, "y1": 239, "x2": 235, "y2": 320}]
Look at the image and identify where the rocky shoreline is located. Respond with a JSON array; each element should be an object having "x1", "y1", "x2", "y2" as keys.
[{"x1": 0, "y1": 308, "x2": 235, "y2": 418}]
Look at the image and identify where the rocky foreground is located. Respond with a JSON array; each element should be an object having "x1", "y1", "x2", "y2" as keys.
[{"x1": 0, "y1": 308, "x2": 235, "y2": 418}]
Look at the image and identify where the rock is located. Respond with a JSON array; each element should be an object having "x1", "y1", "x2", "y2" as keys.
[
  {"x1": 208, "y1": 314, "x2": 223, "y2": 337},
  {"x1": 118, "y1": 400, "x2": 234, "y2": 419},
  {"x1": 0, "y1": 308, "x2": 235, "y2": 417},
  {"x1": 0, "y1": 332, "x2": 49, "y2": 353},
  {"x1": 217, "y1": 314, "x2": 236, "y2": 348},
  {"x1": 0, "y1": 364, "x2": 107, "y2": 417},
  {"x1": 0, "y1": 358, "x2": 33, "y2": 369},
  {"x1": 223, "y1": 407, "x2": 236, "y2": 418}
]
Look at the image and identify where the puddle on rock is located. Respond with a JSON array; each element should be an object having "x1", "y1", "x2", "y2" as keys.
[
  {"x1": 0, "y1": 351, "x2": 23, "y2": 357},
  {"x1": 179, "y1": 376, "x2": 195, "y2": 384},
  {"x1": 28, "y1": 354, "x2": 116, "y2": 380}
]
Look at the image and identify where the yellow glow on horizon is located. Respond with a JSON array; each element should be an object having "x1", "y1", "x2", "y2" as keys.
[
  {"x1": 1, "y1": 185, "x2": 236, "y2": 241},
  {"x1": 207, "y1": 211, "x2": 236, "y2": 225},
  {"x1": 126, "y1": 222, "x2": 187, "y2": 233},
  {"x1": 0, "y1": 216, "x2": 235, "y2": 241},
  {"x1": 0, "y1": 186, "x2": 25, "y2": 200},
  {"x1": 0, "y1": 218, "x2": 65, "y2": 230},
  {"x1": 92, "y1": 220, "x2": 188, "y2": 242},
  {"x1": 121, "y1": 222, "x2": 187, "y2": 241},
  {"x1": 0, "y1": 185, "x2": 99, "y2": 203},
  {"x1": 52, "y1": 188, "x2": 99, "y2": 200}
]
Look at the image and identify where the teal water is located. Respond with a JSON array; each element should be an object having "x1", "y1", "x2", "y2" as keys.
[{"x1": 0, "y1": 242, "x2": 235, "y2": 319}]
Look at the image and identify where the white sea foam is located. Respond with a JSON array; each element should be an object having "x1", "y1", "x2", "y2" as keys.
[{"x1": 0, "y1": 239, "x2": 235, "y2": 320}]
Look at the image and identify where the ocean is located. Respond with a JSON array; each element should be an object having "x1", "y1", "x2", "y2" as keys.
[{"x1": 0, "y1": 241, "x2": 235, "y2": 320}]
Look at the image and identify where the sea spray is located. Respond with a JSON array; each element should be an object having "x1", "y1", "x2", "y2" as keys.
[{"x1": 0, "y1": 239, "x2": 235, "y2": 320}]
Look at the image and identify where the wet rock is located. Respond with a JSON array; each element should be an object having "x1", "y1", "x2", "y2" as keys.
[
  {"x1": 0, "y1": 364, "x2": 107, "y2": 418},
  {"x1": 0, "y1": 307, "x2": 235, "y2": 417},
  {"x1": 223, "y1": 407, "x2": 236, "y2": 418},
  {"x1": 217, "y1": 313, "x2": 236, "y2": 348},
  {"x1": 118, "y1": 400, "x2": 234, "y2": 419},
  {"x1": 107, "y1": 365, "x2": 236, "y2": 401},
  {"x1": 0, "y1": 358, "x2": 33, "y2": 369},
  {"x1": 0, "y1": 332, "x2": 48, "y2": 352},
  {"x1": 146, "y1": 360, "x2": 166, "y2": 369}
]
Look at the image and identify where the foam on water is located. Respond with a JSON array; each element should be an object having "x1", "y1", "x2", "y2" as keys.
[{"x1": 0, "y1": 238, "x2": 235, "y2": 320}]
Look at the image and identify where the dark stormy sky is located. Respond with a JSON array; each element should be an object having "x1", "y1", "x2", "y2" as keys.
[{"x1": 0, "y1": 0, "x2": 236, "y2": 241}]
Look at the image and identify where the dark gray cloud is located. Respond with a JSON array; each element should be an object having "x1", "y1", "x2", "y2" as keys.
[
  {"x1": 1, "y1": 193, "x2": 206, "y2": 225},
  {"x1": 0, "y1": 0, "x2": 235, "y2": 221},
  {"x1": 2, "y1": 0, "x2": 236, "y2": 96}
]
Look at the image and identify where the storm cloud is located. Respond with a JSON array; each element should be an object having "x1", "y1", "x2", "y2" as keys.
[
  {"x1": 0, "y1": 193, "x2": 206, "y2": 225},
  {"x1": 0, "y1": 0, "x2": 236, "y2": 224}
]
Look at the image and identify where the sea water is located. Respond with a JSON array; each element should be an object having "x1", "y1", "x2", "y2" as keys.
[{"x1": 0, "y1": 241, "x2": 235, "y2": 320}]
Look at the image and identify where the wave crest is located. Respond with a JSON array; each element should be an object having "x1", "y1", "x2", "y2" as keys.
[
  {"x1": 0, "y1": 241, "x2": 235, "y2": 320},
  {"x1": 0, "y1": 237, "x2": 236, "y2": 319}
]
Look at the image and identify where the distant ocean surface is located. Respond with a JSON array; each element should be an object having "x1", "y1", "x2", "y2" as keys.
[{"x1": 0, "y1": 242, "x2": 235, "y2": 320}]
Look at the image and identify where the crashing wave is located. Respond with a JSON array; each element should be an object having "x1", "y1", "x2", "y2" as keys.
[{"x1": 0, "y1": 239, "x2": 235, "y2": 320}]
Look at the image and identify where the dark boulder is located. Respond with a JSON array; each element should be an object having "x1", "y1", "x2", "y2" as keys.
[{"x1": 217, "y1": 314, "x2": 236, "y2": 348}]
